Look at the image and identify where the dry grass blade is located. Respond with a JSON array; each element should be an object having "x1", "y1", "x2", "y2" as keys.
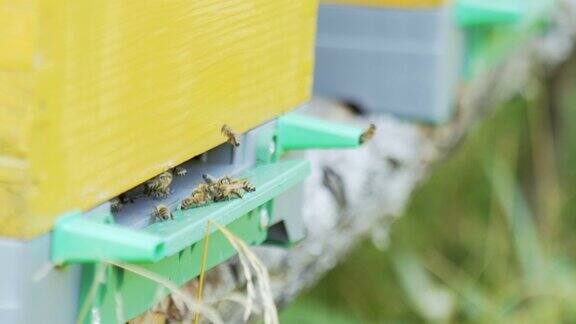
[
  {"x1": 115, "y1": 289, "x2": 125, "y2": 324},
  {"x1": 32, "y1": 262, "x2": 56, "y2": 282},
  {"x1": 76, "y1": 265, "x2": 107, "y2": 324},
  {"x1": 209, "y1": 220, "x2": 279, "y2": 324}
]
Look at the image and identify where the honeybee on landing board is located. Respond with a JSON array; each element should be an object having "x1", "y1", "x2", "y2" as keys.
[
  {"x1": 154, "y1": 204, "x2": 173, "y2": 221},
  {"x1": 202, "y1": 174, "x2": 233, "y2": 186},
  {"x1": 213, "y1": 185, "x2": 245, "y2": 202},
  {"x1": 212, "y1": 176, "x2": 256, "y2": 202},
  {"x1": 144, "y1": 171, "x2": 173, "y2": 198},
  {"x1": 181, "y1": 183, "x2": 215, "y2": 209},
  {"x1": 181, "y1": 174, "x2": 257, "y2": 209},
  {"x1": 172, "y1": 166, "x2": 188, "y2": 177},
  {"x1": 234, "y1": 178, "x2": 256, "y2": 192},
  {"x1": 221, "y1": 124, "x2": 240, "y2": 147},
  {"x1": 110, "y1": 197, "x2": 123, "y2": 212},
  {"x1": 180, "y1": 196, "x2": 196, "y2": 210},
  {"x1": 202, "y1": 174, "x2": 217, "y2": 185}
]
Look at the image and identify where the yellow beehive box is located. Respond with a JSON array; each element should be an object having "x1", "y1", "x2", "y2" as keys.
[
  {"x1": 0, "y1": 0, "x2": 318, "y2": 238},
  {"x1": 322, "y1": 0, "x2": 448, "y2": 8}
]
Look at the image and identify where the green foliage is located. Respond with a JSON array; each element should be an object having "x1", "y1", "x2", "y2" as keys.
[{"x1": 282, "y1": 62, "x2": 576, "y2": 323}]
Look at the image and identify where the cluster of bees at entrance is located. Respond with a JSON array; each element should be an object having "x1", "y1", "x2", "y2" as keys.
[
  {"x1": 152, "y1": 173, "x2": 256, "y2": 222},
  {"x1": 111, "y1": 124, "x2": 256, "y2": 222},
  {"x1": 181, "y1": 174, "x2": 256, "y2": 209}
]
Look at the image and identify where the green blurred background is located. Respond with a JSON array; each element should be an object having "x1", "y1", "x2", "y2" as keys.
[{"x1": 280, "y1": 58, "x2": 576, "y2": 323}]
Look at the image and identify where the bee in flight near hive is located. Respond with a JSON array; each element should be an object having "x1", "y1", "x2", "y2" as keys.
[
  {"x1": 154, "y1": 204, "x2": 173, "y2": 221},
  {"x1": 360, "y1": 124, "x2": 376, "y2": 144},
  {"x1": 221, "y1": 124, "x2": 240, "y2": 147},
  {"x1": 144, "y1": 171, "x2": 173, "y2": 198},
  {"x1": 172, "y1": 166, "x2": 188, "y2": 177}
]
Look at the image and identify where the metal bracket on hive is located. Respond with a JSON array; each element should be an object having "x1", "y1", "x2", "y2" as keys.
[{"x1": 51, "y1": 160, "x2": 310, "y2": 323}]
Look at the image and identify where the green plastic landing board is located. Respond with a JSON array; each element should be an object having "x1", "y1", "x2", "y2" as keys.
[
  {"x1": 80, "y1": 210, "x2": 267, "y2": 324},
  {"x1": 53, "y1": 160, "x2": 310, "y2": 264},
  {"x1": 52, "y1": 159, "x2": 310, "y2": 323}
]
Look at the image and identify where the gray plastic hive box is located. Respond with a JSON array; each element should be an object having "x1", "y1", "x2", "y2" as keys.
[{"x1": 314, "y1": 4, "x2": 463, "y2": 123}]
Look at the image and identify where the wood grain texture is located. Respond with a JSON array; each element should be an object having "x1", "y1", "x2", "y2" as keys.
[
  {"x1": 0, "y1": 0, "x2": 34, "y2": 238},
  {"x1": 0, "y1": 0, "x2": 34, "y2": 70},
  {"x1": 0, "y1": 0, "x2": 318, "y2": 237},
  {"x1": 322, "y1": 0, "x2": 447, "y2": 8}
]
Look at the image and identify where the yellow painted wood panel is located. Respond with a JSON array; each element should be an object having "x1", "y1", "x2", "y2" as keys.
[
  {"x1": 0, "y1": 71, "x2": 32, "y2": 158},
  {"x1": 0, "y1": 0, "x2": 34, "y2": 70},
  {"x1": 0, "y1": 0, "x2": 318, "y2": 238},
  {"x1": 322, "y1": 0, "x2": 448, "y2": 8}
]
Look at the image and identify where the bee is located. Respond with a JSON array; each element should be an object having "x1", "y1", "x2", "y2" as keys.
[
  {"x1": 181, "y1": 183, "x2": 215, "y2": 209},
  {"x1": 221, "y1": 124, "x2": 240, "y2": 147},
  {"x1": 202, "y1": 173, "x2": 233, "y2": 186},
  {"x1": 119, "y1": 193, "x2": 134, "y2": 204},
  {"x1": 144, "y1": 171, "x2": 173, "y2": 198},
  {"x1": 110, "y1": 197, "x2": 123, "y2": 212},
  {"x1": 172, "y1": 166, "x2": 188, "y2": 177},
  {"x1": 183, "y1": 190, "x2": 211, "y2": 208},
  {"x1": 360, "y1": 124, "x2": 376, "y2": 144},
  {"x1": 180, "y1": 196, "x2": 196, "y2": 210},
  {"x1": 202, "y1": 173, "x2": 217, "y2": 184},
  {"x1": 212, "y1": 184, "x2": 244, "y2": 202},
  {"x1": 212, "y1": 177, "x2": 256, "y2": 202},
  {"x1": 234, "y1": 178, "x2": 256, "y2": 192},
  {"x1": 154, "y1": 204, "x2": 173, "y2": 221}
]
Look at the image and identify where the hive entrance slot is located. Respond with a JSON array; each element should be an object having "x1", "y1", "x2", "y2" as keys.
[{"x1": 110, "y1": 134, "x2": 253, "y2": 229}]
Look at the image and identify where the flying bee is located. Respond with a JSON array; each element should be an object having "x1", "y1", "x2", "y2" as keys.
[
  {"x1": 172, "y1": 166, "x2": 188, "y2": 177},
  {"x1": 221, "y1": 124, "x2": 240, "y2": 147},
  {"x1": 144, "y1": 171, "x2": 173, "y2": 198},
  {"x1": 360, "y1": 124, "x2": 376, "y2": 144},
  {"x1": 154, "y1": 204, "x2": 173, "y2": 221}
]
